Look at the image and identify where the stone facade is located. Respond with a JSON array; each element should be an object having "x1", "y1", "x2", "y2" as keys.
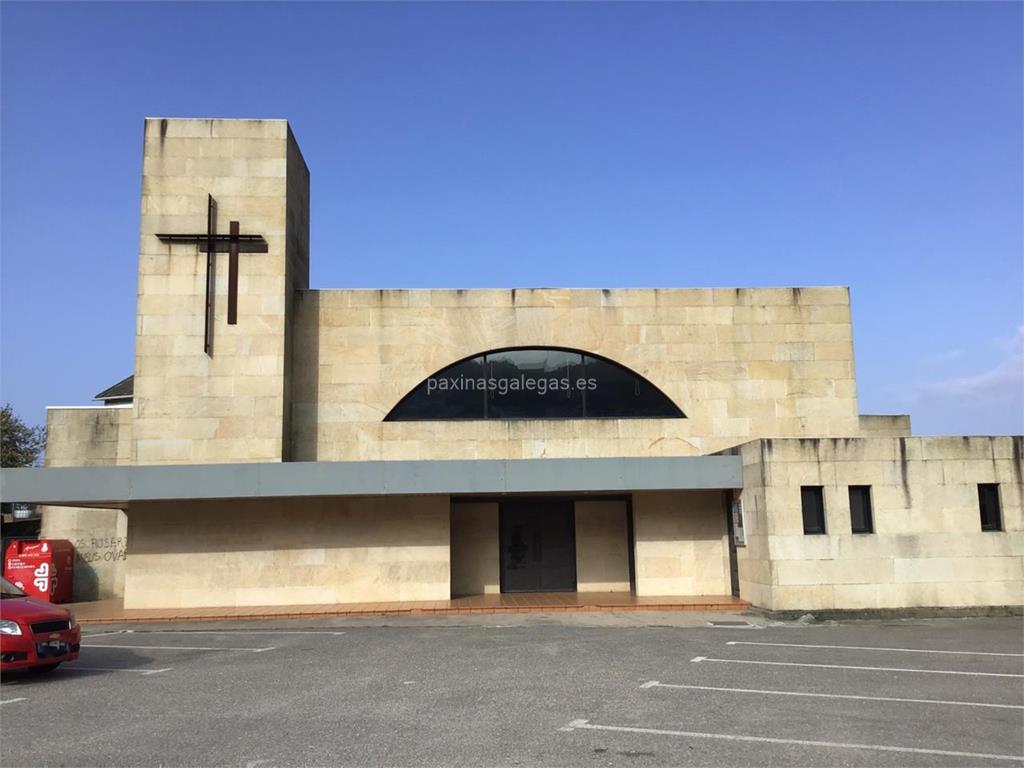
[
  {"x1": 859, "y1": 414, "x2": 912, "y2": 438},
  {"x1": 633, "y1": 491, "x2": 731, "y2": 597},
  {"x1": 449, "y1": 499, "x2": 634, "y2": 598},
  {"x1": 43, "y1": 406, "x2": 133, "y2": 467},
  {"x1": 290, "y1": 287, "x2": 862, "y2": 462},
  {"x1": 124, "y1": 495, "x2": 450, "y2": 609},
  {"x1": 132, "y1": 118, "x2": 309, "y2": 465},
  {"x1": 450, "y1": 502, "x2": 500, "y2": 597},
  {"x1": 34, "y1": 118, "x2": 1022, "y2": 612},
  {"x1": 38, "y1": 406, "x2": 132, "y2": 600},
  {"x1": 574, "y1": 501, "x2": 631, "y2": 592},
  {"x1": 730, "y1": 436, "x2": 1023, "y2": 610}
]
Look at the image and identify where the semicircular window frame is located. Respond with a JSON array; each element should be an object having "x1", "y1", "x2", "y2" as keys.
[{"x1": 383, "y1": 346, "x2": 685, "y2": 422}]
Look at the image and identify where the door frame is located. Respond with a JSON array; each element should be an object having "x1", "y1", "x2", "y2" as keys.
[
  {"x1": 723, "y1": 489, "x2": 740, "y2": 597},
  {"x1": 453, "y1": 494, "x2": 634, "y2": 594}
]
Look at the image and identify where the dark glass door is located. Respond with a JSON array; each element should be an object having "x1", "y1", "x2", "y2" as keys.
[{"x1": 499, "y1": 500, "x2": 576, "y2": 592}]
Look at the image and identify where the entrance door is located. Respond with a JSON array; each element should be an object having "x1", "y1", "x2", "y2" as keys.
[{"x1": 499, "y1": 500, "x2": 576, "y2": 592}]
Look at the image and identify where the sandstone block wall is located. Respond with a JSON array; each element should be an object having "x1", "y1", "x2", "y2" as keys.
[
  {"x1": 132, "y1": 118, "x2": 309, "y2": 465},
  {"x1": 450, "y1": 502, "x2": 500, "y2": 596},
  {"x1": 449, "y1": 499, "x2": 632, "y2": 595},
  {"x1": 44, "y1": 406, "x2": 133, "y2": 466},
  {"x1": 732, "y1": 436, "x2": 1024, "y2": 610},
  {"x1": 859, "y1": 414, "x2": 912, "y2": 437},
  {"x1": 39, "y1": 406, "x2": 132, "y2": 600},
  {"x1": 574, "y1": 500, "x2": 631, "y2": 592},
  {"x1": 291, "y1": 287, "x2": 862, "y2": 461},
  {"x1": 632, "y1": 490, "x2": 731, "y2": 597},
  {"x1": 123, "y1": 495, "x2": 450, "y2": 609},
  {"x1": 731, "y1": 448, "x2": 773, "y2": 609}
]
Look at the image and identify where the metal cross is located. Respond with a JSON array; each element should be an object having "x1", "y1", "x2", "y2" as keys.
[{"x1": 155, "y1": 195, "x2": 268, "y2": 355}]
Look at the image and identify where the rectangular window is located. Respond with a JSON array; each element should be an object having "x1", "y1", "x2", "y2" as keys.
[
  {"x1": 801, "y1": 486, "x2": 826, "y2": 535},
  {"x1": 978, "y1": 484, "x2": 1003, "y2": 532},
  {"x1": 849, "y1": 486, "x2": 874, "y2": 534}
]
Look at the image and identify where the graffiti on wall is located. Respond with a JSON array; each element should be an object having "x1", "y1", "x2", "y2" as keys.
[{"x1": 73, "y1": 535, "x2": 127, "y2": 565}]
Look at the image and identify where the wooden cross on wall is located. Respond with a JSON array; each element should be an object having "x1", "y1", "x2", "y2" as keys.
[{"x1": 156, "y1": 195, "x2": 268, "y2": 355}]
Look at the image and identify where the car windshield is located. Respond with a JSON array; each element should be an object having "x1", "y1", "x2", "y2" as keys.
[{"x1": 1, "y1": 576, "x2": 26, "y2": 598}]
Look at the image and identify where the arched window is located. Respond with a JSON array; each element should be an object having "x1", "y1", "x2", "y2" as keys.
[{"x1": 384, "y1": 347, "x2": 685, "y2": 421}]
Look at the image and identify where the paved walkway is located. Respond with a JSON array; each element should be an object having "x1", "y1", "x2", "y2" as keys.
[{"x1": 68, "y1": 592, "x2": 750, "y2": 624}]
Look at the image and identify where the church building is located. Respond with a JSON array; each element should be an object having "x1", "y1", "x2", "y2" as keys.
[{"x1": 2, "y1": 118, "x2": 1020, "y2": 613}]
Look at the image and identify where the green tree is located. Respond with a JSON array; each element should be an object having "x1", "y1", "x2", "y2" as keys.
[{"x1": 0, "y1": 403, "x2": 45, "y2": 467}]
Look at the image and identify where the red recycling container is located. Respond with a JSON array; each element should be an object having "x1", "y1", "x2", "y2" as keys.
[{"x1": 3, "y1": 540, "x2": 75, "y2": 604}]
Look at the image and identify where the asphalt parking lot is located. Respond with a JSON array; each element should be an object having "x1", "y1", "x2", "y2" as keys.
[{"x1": 2, "y1": 614, "x2": 1022, "y2": 767}]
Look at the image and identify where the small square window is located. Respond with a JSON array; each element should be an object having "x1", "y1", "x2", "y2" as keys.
[
  {"x1": 849, "y1": 486, "x2": 874, "y2": 534},
  {"x1": 801, "y1": 486, "x2": 826, "y2": 535},
  {"x1": 978, "y1": 484, "x2": 1003, "y2": 532}
]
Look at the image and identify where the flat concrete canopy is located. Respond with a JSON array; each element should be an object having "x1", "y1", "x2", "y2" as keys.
[{"x1": 0, "y1": 455, "x2": 742, "y2": 507}]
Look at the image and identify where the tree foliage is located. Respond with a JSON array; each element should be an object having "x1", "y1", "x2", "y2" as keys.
[{"x1": 1, "y1": 403, "x2": 45, "y2": 468}]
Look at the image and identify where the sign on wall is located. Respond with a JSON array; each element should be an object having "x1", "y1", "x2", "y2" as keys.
[{"x1": 731, "y1": 497, "x2": 746, "y2": 547}]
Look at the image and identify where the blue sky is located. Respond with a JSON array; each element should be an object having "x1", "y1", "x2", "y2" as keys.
[{"x1": 1, "y1": 2, "x2": 1021, "y2": 436}]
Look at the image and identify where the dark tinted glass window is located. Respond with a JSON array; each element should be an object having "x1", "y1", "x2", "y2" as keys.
[
  {"x1": 386, "y1": 355, "x2": 487, "y2": 420},
  {"x1": 485, "y1": 349, "x2": 584, "y2": 419},
  {"x1": 979, "y1": 484, "x2": 1003, "y2": 532},
  {"x1": 583, "y1": 355, "x2": 683, "y2": 418},
  {"x1": 801, "y1": 486, "x2": 826, "y2": 534},
  {"x1": 384, "y1": 347, "x2": 684, "y2": 421},
  {"x1": 849, "y1": 486, "x2": 873, "y2": 534}
]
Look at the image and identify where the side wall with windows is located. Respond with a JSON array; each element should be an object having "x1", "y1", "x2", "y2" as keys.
[{"x1": 730, "y1": 436, "x2": 1023, "y2": 611}]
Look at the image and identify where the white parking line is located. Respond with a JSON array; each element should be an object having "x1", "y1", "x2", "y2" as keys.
[
  {"x1": 64, "y1": 666, "x2": 171, "y2": 675},
  {"x1": 726, "y1": 641, "x2": 1024, "y2": 657},
  {"x1": 86, "y1": 644, "x2": 275, "y2": 653},
  {"x1": 81, "y1": 630, "x2": 130, "y2": 638},
  {"x1": 691, "y1": 655, "x2": 1023, "y2": 678},
  {"x1": 122, "y1": 630, "x2": 346, "y2": 636},
  {"x1": 0, "y1": 698, "x2": 27, "y2": 705},
  {"x1": 560, "y1": 719, "x2": 1024, "y2": 763},
  {"x1": 640, "y1": 681, "x2": 1024, "y2": 710}
]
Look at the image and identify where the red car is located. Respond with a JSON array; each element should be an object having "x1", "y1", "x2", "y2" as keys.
[{"x1": 1, "y1": 576, "x2": 80, "y2": 673}]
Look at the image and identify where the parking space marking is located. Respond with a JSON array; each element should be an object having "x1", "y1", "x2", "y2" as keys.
[
  {"x1": 0, "y1": 698, "x2": 27, "y2": 705},
  {"x1": 82, "y1": 630, "x2": 130, "y2": 638},
  {"x1": 64, "y1": 666, "x2": 172, "y2": 675},
  {"x1": 726, "y1": 641, "x2": 1024, "y2": 657},
  {"x1": 560, "y1": 719, "x2": 1024, "y2": 762},
  {"x1": 640, "y1": 681, "x2": 1024, "y2": 710},
  {"x1": 691, "y1": 655, "x2": 1024, "y2": 678},
  {"x1": 122, "y1": 630, "x2": 346, "y2": 636},
  {"x1": 85, "y1": 644, "x2": 276, "y2": 653}
]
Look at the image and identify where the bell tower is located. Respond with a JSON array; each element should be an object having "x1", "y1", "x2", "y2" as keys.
[{"x1": 132, "y1": 118, "x2": 310, "y2": 464}]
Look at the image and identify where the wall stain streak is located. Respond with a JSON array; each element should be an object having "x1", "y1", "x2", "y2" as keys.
[
  {"x1": 1012, "y1": 435, "x2": 1023, "y2": 492},
  {"x1": 898, "y1": 437, "x2": 912, "y2": 506}
]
